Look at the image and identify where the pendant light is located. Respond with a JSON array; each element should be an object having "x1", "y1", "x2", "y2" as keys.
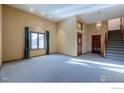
[{"x1": 96, "y1": 11, "x2": 102, "y2": 30}]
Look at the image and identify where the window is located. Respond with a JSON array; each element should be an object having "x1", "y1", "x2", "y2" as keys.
[
  {"x1": 30, "y1": 32, "x2": 45, "y2": 50},
  {"x1": 39, "y1": 33, "x2": 45, "y2": 49},
  {"x1": 31, "y1": 32, "x2": 38, "y2": 49},
  {"x1": 77, "y1": 21, "x2": 83, "y2": 30}
]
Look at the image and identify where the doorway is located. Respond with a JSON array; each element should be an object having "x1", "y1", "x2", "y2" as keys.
[
  {"x1": 77, "y1": 32, "x2": 82, "y2": 56},
  {"x1": 92, "y1": 35, "x2": 101, "y2": 54}
]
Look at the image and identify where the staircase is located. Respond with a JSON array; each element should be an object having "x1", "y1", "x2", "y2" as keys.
[{"x1": 106, "y1": 30, "x2": 124, "y2": 61}]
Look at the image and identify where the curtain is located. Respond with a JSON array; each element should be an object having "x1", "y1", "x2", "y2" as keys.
[
  {"x1": 24, "y1": 27, "x2": 30, "y2": 59},
  {"x1": 46, "y1": 31, "x2": 49, "y2": 54}
]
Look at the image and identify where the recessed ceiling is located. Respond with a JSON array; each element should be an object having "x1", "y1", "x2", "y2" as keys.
[{"x1": 9, "y1": 4, "x2": 124, "y2": 24}]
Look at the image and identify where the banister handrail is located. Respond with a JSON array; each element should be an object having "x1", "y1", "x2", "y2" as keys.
[
  {"x1": 120, "y1": 17, "x2": 124, "y2": 40},
  {"x1": 104, "y1": 31, "x2": 108, "y2": 57}
]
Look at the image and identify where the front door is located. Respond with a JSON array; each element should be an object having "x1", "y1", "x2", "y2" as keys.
[
  {"x1": 92, "y1": 35, "x2": 101, "y2": 54},
  {"x1": 77, "y1": 32, "x2": 82, "y2": 56}
]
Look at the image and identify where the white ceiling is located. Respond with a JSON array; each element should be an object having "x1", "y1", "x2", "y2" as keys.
[{"x1": 9, "y1": 4, "x2": 124, "y2": 24}]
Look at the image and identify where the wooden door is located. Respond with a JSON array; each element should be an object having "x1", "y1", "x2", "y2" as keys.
[
  {"x1": 92, "y1": 35, "x2": 101, "y2": 54},
  {"x1": 77, "y1": 32, "x2": 82, "y2": 56}
]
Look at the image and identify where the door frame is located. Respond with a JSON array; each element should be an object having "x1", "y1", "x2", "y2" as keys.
[
  {"x1": 77, "y1": 32, "x2": 82, "y2": 56},
  {"x1": 92, "y1": 35, "x2": 101, "y2": 54}
]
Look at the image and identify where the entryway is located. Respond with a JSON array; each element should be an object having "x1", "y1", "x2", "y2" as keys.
[
  {"x1": 77, "y1": 32, "x2": 82, "y2": 56},
  {"x1": 92, "y1": 35, "x2": 101, "y2": 54}
]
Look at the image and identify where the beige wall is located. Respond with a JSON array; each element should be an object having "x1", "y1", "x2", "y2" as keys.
[
  {"x1": 0, "y1": 5, "x2": 2, "y2": 66},
  {"x1": 57, "y1": 16, "x2": 77, "y2": 56},
  {"x1": 87, "y1": 21, "x2": 108, "y2": 54},
  {"x1": 2, "y1": 5, "x2": 56, "y2": 62},
  {"x1": 56, "y1": 16, "x2": 88, "y2": 57},
  {"x1": 108, "y1": 18, "x2": 120, "y2": 31}
]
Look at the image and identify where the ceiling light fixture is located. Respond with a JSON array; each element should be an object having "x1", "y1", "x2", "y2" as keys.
[{"x1": 96, "y1": 11, "x2": 102, "y2": 31}]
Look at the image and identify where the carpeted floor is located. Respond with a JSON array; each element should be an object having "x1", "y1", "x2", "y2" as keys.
[{"x1": 0, "y1": 53, "x2": 124, "y2": 82}]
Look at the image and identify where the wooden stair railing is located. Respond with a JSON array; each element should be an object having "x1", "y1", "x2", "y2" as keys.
[
  {"x1": 120, "y1": 17, "x2": 124, "y2": 40},
  {"x1": 104, "y1": 31, "x2": 108, "y2": 57}
]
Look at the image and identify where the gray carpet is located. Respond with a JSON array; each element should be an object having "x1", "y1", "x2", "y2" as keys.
[{"x1": 0, "y1": 53, "x2": 124, "y2": 82}]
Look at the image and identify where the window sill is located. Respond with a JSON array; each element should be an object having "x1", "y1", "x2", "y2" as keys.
[{"x1": 30, "y1": 48, "x2": 45, "y2": 51}]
